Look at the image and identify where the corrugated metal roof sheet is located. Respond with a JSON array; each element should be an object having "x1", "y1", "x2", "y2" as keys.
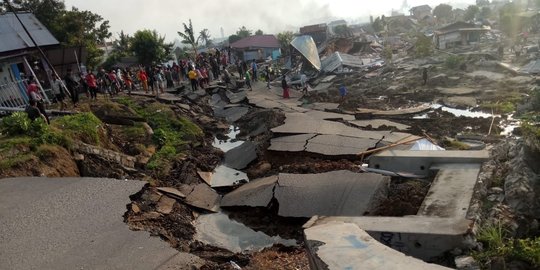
[
  {"x1": 230, "y1": 35, "x2": 280, "y2": 49},
  {"x1": 290, "y1": 35, "x2": 321, "y2": 71},
  {"x1": 0, "y1": 12, "x2": 59, "y2": 54}
]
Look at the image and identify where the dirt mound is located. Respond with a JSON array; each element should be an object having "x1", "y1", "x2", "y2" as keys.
[{"x1": 0, "y1": 145, "x2": 79, "y2": 178}]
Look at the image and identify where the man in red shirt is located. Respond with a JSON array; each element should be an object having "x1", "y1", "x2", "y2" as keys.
[{"x1": 85, "y1": 70, "x2": 98, "y2": 100}]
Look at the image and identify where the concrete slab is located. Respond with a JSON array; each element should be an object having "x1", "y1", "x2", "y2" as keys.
[
  {"x1": 348, "y1": 119, "x2": 411, "y2": 131},
  {"x1": 304, "y1": 110, "x2": 355, "y2": 121},
  {"x1": 0, "y1": 177, "x2": 203, "y2": 270},
  {"x1": 157, "y1": 187, "x2": 186, "y2": 199},
  {"x1": 221, "y1": 175, "x2": 278, "y2": 207},
  {"x1": 304, "y1": 221, "x2": 451, "y2": 270},
  {"x1": 224, "y1": 141, "x2": 257, "y2": 170},
  {"x1": 418, "y1": 163, "x2": 481, "y2": 218},
  {"x1": 368, "y1": 150, "x2": 489, "y2": 176},
  {"x1": 183, "y1": 183, "x2": 220, "y2": 212},
  {"x1": 214, "y1": 106, "x2": 249, "y2": 122},
  {"x1": 275, "y1": 171, "x2": 389, "y2": 217},
  {"x1": 272, "y1": 113, "x2": 391, "y2": 141},
  {"x1": 467, "y1": 70, "x2": 505, "y2": 80},
  {"x1": 437, "y1": 87, "x2": 478, "y2": 95},
  {"x1": 305, "y1": 135, "x2": 379, "y2": 156},
  {"x1": 225, "y1": 90, "x2": 247, "y2": 103},
  {"x1": 302, "y1": 102, "x2": 340, "y2": 111},
  {"x1": 268, "y1": 134, "x2": 317, "y2": 152}
]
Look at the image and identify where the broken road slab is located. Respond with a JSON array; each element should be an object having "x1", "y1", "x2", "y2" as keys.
[
  {"x1": 214, "y1": 106, "x2": 249, "y2": 122},
  {"x1": 0, "y1": 177, "x2": 203, "y2": 270},
  {"x1": 356, "y1": 104, "x2": 431, "y2": 116},
  {"x1": 221, "y1": 175, "x2": 278, "y2": 207},
  {"x1": 268, "y1": 134, "x2": 317, "y2": 152},
  {"x1": 304, "y1": 221, "x2": 452, "y2": 270},
  {"x1": 183, "y1": 183, "x2": 221, "y2": 212},
  {"x1": 305, "y1": 134, "x2": 380, "y2": 156},
  {"x1": 224, "y1": 141, "x2": 257, "y2": 170}
]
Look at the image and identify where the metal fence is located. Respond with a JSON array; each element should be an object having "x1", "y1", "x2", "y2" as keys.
[{"x1": 0, "y1": 79, "x2": 29, "y2": 108}]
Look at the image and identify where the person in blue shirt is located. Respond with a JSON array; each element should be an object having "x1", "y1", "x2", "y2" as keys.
[
  {"x1": 339, "y1": 84, "x2": 347, "y2": 103},
  {"x1": 251, "y1": 60, "x2": 258, "y2": 82}
]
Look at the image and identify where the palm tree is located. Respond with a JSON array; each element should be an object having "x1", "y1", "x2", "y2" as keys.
[
  {"x1": 178, "y1": 19, "x2": 199, "y2": 57},
  {"x1": 199, "y1": 29, "x2": 212, "y2": 47}
]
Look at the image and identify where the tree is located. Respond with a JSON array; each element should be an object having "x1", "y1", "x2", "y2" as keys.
[
  {"x1": 236, "y1": 26, "x2": 252, "y2": 38},
  {"x1": 480, "y1": 6, "x2": 491, "y2": 19},
  {"x1": 103, "y1": 31, "x2": 132, "y2": 70},
  {"x1": 131, "y1": 30, "x2": 173, "y2": 66},
  {"x1": 499, "y1": 3, "x2": 520, "y2": 36},
  {"x1": 277, "y1": 31, "x2": 294, "y2": 56},
  {"x1": 476, "y1": 0, "x2": 490, "y2": 6},
  {"x1": 433, "y1": 4, "x2": 453, "y2": 21},
  {"x1": 228, "y1": 34, "x2": 241, "y2": 44},
  {"x1": 199, "y1": 29, "x2": 212, "y2": 47},
  {"x1": 372, "y1": 16, "x2": 384, "y2": 32},
  {"x1": 464, "y1": 5, "x2": 480, "y2": 21},
  {"x1": 178, "y1": 19, "x2": 198, "y2": 57},
  {"x1": 415, "y1": 34, "x2": 433, "y2": 58},
  {"x1": 255, "y1": 29, "x2": 264, "y2": 35}
]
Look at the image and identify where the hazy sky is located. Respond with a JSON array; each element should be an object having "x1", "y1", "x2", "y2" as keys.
[{"x1": 63, "y1": 0, "x2": 476, "y2": 42}]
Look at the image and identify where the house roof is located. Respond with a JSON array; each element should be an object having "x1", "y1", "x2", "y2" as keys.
[
  {"x1": 438, "y1": 21, "x2": 476, "y2": 32},
  {"x1": 410, "y1": 5, "x2": 432, "y2": 12},
  {"x1": 0, "y1": 12, "x2": 59, "y2": 55},
  {"x1": 300, "y1": 23, "x2": 327, "y2": 34},
  {"x1": 230, "y1": 35, "x2": 280, "y2": 49}
]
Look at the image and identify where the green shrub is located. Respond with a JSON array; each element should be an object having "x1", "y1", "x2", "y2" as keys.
[
  {"x1": 52, "y1": 113, "x2": 102, "y2": 145},
  {"x1": 0, "y1": 112, "x2": 31, "y2": 136},
  {"x1": 445, "y1": 55, "x2": 465, "y2": 69},
  {"x1": 415, "y1": 34, "x2": 433, "y2": 58}
]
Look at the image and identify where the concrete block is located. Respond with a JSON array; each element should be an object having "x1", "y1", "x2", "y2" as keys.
[
  {"x1": 304, "y1": 221, "x2": 452, "y2": 270},
  {"x1": 305, "y1": 216, "x2": 472, "y2": 262},
  {"x1": 418, "y1": 163, "x2": 481, "y2": 218},
  {"x1": 368, "y1": 150, "x2": 489, "y2": 176}
]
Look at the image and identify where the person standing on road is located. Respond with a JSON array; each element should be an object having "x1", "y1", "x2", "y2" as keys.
[
  {"x1": 245, "y1": 69, "x2": 252, "y2": 90},
  {"x1": 25, "y1": 99, "x2": 48, "y2": 123},
  {"x1": 251, "y1": 60, "x2": 258, "y2": 82},
  {"x1": 85, "y1": 70, "x2": 98, "y2": 100},
  {"x1": 281, "y1": 75, "x2": 290, "y2": 99},
  {"x1": 188, "y1": 68, "x2": 198, "y2": 91},
  {"x1": 338, "y1": 84, "x2": 347, "y2": 104},
  {"x1": 265, "y1": 66, "x2": 271, "y2": 89},
  {"x1": 422, "y1": 68, "x2": 428, "y2": 86}
]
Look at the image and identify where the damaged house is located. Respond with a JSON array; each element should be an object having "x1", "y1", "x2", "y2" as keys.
[
  {"x1": 434, "y1": 21, "x2": 490, "y2": 49},
  {"x1": 230, "y1": 34, "x2": 281, "y2": 62},
  {"x1": 0, "y1": 12, "x2": 59, "y2": 108}
]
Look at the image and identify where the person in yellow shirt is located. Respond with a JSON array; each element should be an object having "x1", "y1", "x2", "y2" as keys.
[{"x1": 188, "y1": 68, "x2": 198, "y2": 91}]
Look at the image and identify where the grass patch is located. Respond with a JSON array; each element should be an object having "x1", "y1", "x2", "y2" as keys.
[
  {"x1": 474, "y1": 222, "x2": 540, "y2": 268},
  {"x1": 52, "y1": 112, "x2": 102, "y2": 145},
  {"x1": 0, "y1": 153, "x2": 35, "y2": 170},
  {"x1": 442, "y1": 139, "x2": 471, "y2": 150},
  {"x1": 480, "y1": 101, "x2": 516, "y2": 114},
  {"x1": 116, "y1": 98, "x2": 203, "y2": 175},
  {"x1": 123, "y1": 123, "x2": 147, "y2": 139}
]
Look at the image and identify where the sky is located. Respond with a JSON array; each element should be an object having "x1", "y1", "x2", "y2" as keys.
[{"x1": 63, "y1": 0, "x2": 476, "y2": 43}]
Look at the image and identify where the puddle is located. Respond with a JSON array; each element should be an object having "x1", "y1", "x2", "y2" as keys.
[
  {"x1": 500, "y1": 114, "x2": 521, "y2": 136},
  {"x1": 210, "y1": 165, "x2": 249, "y2": 187},
  {"x1": 213, "y1": 126, "x2": 244, "y2": 152},
  {"x1": 434, "y1": 104, "x2": 497, "y2": 118},
  {"x1": 194, "y1": 212, "x2": 297, "y2": 253},
  {"x1": 413, "y1": 104, "x2": 498, "y2": 119}
]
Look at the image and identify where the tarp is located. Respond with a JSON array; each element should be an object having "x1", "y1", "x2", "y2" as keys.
[
  {"x1": 290, "y1": 35, "x2": 321, "y2": 71},
  {"x1": 410, "y1": 138, "x2": 445, "y2": 151}
]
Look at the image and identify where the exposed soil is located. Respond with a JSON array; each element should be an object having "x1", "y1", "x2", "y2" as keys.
[
  {"x1": 369, "y1": 178, "x2": 431, "y2": 216},
  {"x1": 0, "y1": 145, "x2": 80, "y2": 178}
]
